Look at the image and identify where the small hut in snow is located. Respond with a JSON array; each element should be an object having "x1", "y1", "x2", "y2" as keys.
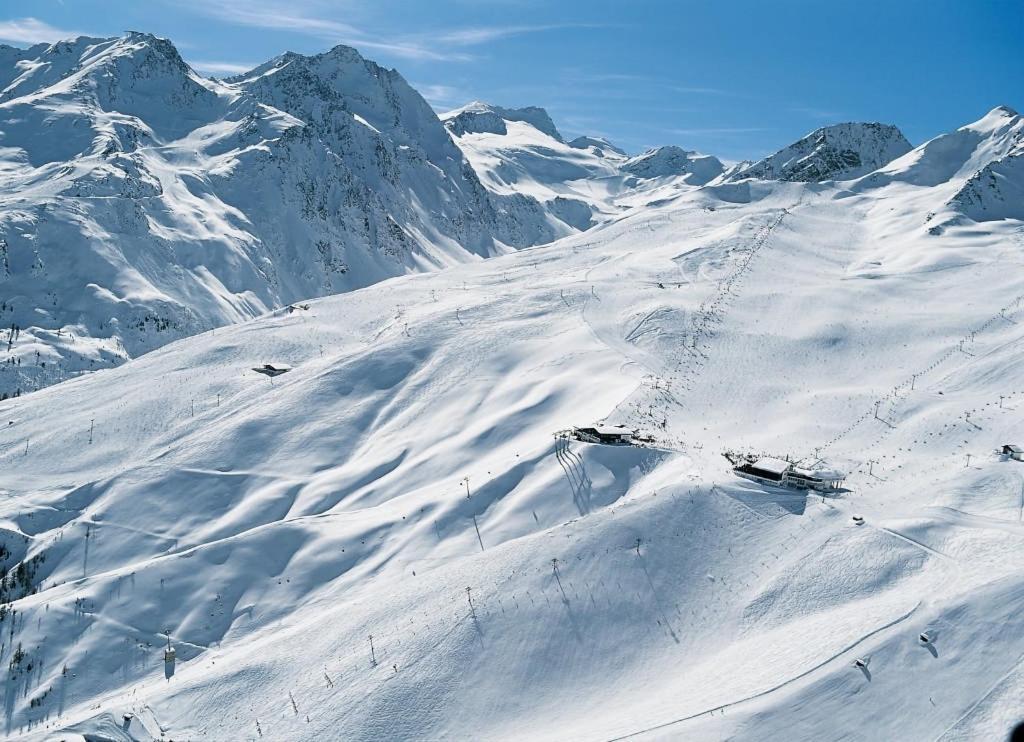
[
  {"x1": 252, "y1": 363, "x2": 292, "y2": 377},
  {"x1": 1002, "y1": 444, "x2": 1024, "y2": 461}
]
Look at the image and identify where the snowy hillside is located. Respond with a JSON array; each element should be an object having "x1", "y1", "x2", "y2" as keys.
[
  {"x1": 442, "y1": 102, "x2": 725, "y2": 225},
  {"x1": 1, "y1": 97, "x2": 1024, "y2": 739},
  {"x1": 856, "y1": 105, "x2": 1024, "y2": 228},
  {"x1": 729, "y1": 122, "x2": 912, "y2": 182},
  {"x1": 0, "y1": 34, "x2": 570, "y2": 399}
]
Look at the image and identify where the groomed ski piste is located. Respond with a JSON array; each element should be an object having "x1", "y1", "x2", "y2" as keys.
[{"x1": 2, "y1": 109, "x2": 1024, "y2": 740}]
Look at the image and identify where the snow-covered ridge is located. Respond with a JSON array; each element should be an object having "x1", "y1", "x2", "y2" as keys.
[
  {"x1": 443, "y1": 100, "x2": 563, "y2": 141},
  {"x1": 442, "y1": 101, "x2": 727, "y2": 225},
  {"x1": 567, "y1": 135, "x2": 627, "y2": 156},
  {"x1": 854, "y1": 105, "x2": 1024, "y2": 224},
  {"x1": 729, "y1": 122, "x2": 912, "y2": 182},
  {"x1": 622, "y1": 145, "x2": 724, "y2": 184},
  {"x1": 0, "y1": 34, "x2": 570, "y2": 398}
]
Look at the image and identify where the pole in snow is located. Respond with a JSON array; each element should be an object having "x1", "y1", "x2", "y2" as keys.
[
  {"x1": 368, "y1": 635, "x2": 376, "y2": 666},
  {"x1": 462, "y1": 476, "x2": 471, "y2": 499},
  {"x1": 88, "y1": 419, "x2": 94, "y2": 445},
  {"x1": 965, "y1": 453, "x2": 972, "y2": 468}
]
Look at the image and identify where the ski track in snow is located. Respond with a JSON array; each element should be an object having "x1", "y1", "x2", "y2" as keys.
[{"x1": 0, "y1": 48, "x2": 1022, "y2": 739}]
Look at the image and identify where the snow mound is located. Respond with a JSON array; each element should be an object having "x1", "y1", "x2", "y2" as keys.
[
  {"x1": 731, "y1": 122, "x2": 912, "y2": 182},
  {"x1": 622, "y1": 145, "x2": 725, "y2": 184}
]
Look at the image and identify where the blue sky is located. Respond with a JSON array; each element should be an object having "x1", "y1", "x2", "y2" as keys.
[{"x1": 1, "y1": 0, "x2": 1020, "y2": 159}]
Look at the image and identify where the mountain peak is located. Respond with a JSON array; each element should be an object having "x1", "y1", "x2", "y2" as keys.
[
  {"x1": 0, "y1": 31, "x2": 217, "y2": 114},
  {"x1": 443, "y1": 101, "x2": 562, "y2": 141},
  {"x1": 567, "y1": 135, "x2": 627, "y2": 157},
  {"x1": 730, "y1": 121, "x2": 912, "y2": 182},
  {"x1": 622, "y1": 145, "x2": 724, "y2": 184}
]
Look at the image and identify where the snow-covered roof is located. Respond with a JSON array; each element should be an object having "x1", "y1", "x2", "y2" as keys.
[
  {"x1": 793, "y1": 466, "x2": 846, "y2": 480},
  {"x1": 579, "y1": 425, "x2": 633, "y2": 436},
  {"x1": 595, "y1": 425, "x2": 632, "y2": 436},
  {"x1": 750, "y1": 457, "x2": 791, "y2": 475}
]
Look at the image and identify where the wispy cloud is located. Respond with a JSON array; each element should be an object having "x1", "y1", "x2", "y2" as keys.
[
  {"x1": 176, "y1": 1, "x2": 602, "y2": 62},
  {"x1": 189, "y1": 60, "x2": 256, "y2": 76},
  {"x1": 435, "y1": 23, "x2": 600, "y2": 46},
  {"x1": 559, "y1": 69, "x2": 732, "y2": 97},
  {"x1": 0, "y1": 17, "x2": 83, "y2": 45},
  {"x1": 179, "y1": 2, "x2": 469, "y2": 61},
  {"x1": 414, "y1": 82, "x2": 467, "y2": 110}
]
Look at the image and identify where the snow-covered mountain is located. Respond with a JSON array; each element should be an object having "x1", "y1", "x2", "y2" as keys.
[
  {"x1": 729, "y1": 122, "x2": 912, "y2": 182},
  {"x1": 2, "y1": 29, "x2": 1024, "y2": 739},
  {"x1": 621, "y1": 144, "x2": 724, "y2": 183},
  {"x1": 0, "y1": 34, "x2": 572, "y2": 398},
  {"x1": 2, "y1": 119, "x2": 1024, "y2": 738},
  {"x1": 443, "y1": 100, "x2": 563, "y2": 141},
  {"x1": 443, "y1": 101, "x2": 726, "y2": 225},
  {"x1": 855, "y1": 105, "x2": 1024, "y2": 227}
]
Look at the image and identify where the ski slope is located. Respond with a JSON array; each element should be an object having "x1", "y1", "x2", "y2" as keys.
[{"x1": 2, "y1": 109, "x2": 1024, "y2": 739}]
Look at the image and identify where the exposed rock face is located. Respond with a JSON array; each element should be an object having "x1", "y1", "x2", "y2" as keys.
[
  {"x1": 0, "y1": 35, "x2": 562, "y2": 396},
  {"x1": 730, "y1": 122, "x2": 912, "y2": 182},
  {"x1": 444, "y1": 101, "x2": 563, "y2": 141}
]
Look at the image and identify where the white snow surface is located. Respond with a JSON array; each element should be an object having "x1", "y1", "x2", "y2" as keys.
[
  {"x1": 0, "y1": 35, "x2": 573, "y2": 398},
  {"x1": 1, "y1": 100, "x2": 1024, "y2": 740},
  {"x1": 855, "y1": 105, "x2": 1024, "y2": 228},
  {"x1": 442, "y1": 102, "x2": 726, "y2": 227}
]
